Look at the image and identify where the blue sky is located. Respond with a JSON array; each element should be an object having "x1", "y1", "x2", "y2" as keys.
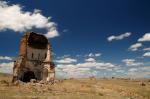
[{"x1": 0, "y1": 0, "x2": 150, "y2": 78}]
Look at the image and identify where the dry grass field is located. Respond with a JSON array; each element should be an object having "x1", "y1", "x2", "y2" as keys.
[{"x1": 0, "y1": 73, "x2": 150, "y2": 99}]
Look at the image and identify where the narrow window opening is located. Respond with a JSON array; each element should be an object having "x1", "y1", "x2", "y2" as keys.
[
  {"x1": 32, "y1": 53, "x2": 34, "y2": 59},
  {"x1": 38, "y1": 53, "x2": 40, "y2": 60}
]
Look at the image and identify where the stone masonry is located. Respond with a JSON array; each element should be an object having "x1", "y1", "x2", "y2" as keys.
[{"x1": 12, "y1": 32, "x2": 55, "y2": 83}]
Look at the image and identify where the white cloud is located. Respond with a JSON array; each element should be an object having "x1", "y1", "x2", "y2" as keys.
[
  {"x1": 129, "y1": 43, "x2": 142, "y2": 51},
  {"x1": 0, "y1": 56, "x2": 12, "y2": 60},
  {"x1": 55, "y1": 57, "x2": 77, "y2": 64},
  {"x1": 122, "y1": 59, "x2": 143, "y2": 66},
  {"x1": 88, "y1": 53, "x2": 94, "y2": 57},
  {"x1": 126, "y1": 71, "x2": 150, "y2": 78},
  {"x1": 128, "y1": 68, "x2": 138, "y2": 72},
  {"x1": 77, "y1": 62, "x2": 115, "y2": 68},
  {"x1": 126, "y1": 66, "x2": 150, "y2": 78},
  {"x1": 56, "y1": 54, "x2": 150, "y2": 78},
  {"x1": 0, "y1": 1, "x2": 59, "y2": 38},
  {"x1": 56, "y1": 55, "x2": 71, "y2": 59},
  {"x1": 138, "y1": 33, "x2": 150, "y2": 42},
  {"x1": 95, "y1": 53, "x2": 101, "y2": 57},
  {"x1": 0, "y1": 62, "x2": 13, "y2": 74},
  {"x1": 56, "y1": 59, "x2": 117, "y2": 78},
  {"x1": 140, "y1": 66, "x2": 150, "y2": 71},
  {"x1": 57, "y1": 62, "x2": 115, "y2": 70},
  {"x1": 143, "y1": 52, "x2": 150, "y2": 57},
  {"x1": 88, "y1": 53, "x2": 101, "y2": 57},
  {"x1": 143, "y1": 47, "x2": 150, "y2": 51},
  {"x1": 85, "y1": 58, "x2": 96, "y2": 62},
  {"x1": 55, "y1": 53, "x2": 122, "y2": 78},
  {"x1": 128, "y1": 66, "x2": 150, "y2": 72},
  {"x1": 116, "y1": 70, "x2": 125, "y2": 73},
  {"x1": 107, "y1": 32, "x2": 131, "y2": 42}
]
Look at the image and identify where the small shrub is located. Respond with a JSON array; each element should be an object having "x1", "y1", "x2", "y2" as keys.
[
  {"x1": 140, "y1": 82, "x2": 146, "y2": 86},
  {"x1": 98, "y1": 92, "x2": 104, "y2": 96},
  {"x1": 0, "y1": 80, "x2": 9, "y2": 86}
]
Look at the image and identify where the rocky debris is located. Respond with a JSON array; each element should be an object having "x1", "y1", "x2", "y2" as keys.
[
  {"x1": 89, "y1": 76, "x2": 96, "y2": 80},
  {"x1": 30, "y1": 79, "x2": 37, "y2": 83},
  {"x1": 112, "y1": 77, "x2": 115, "y2": 79},
  {"x1": 0, "y1": 80, "x2": 9, "y2": 86},
  {"x1": 0, "y1": 77, "x2": 149, "y2": 99},
  {"x1": 54, "y1": 79, "x2": 63, "y2": 83},
  {"x1": 39, "y1": 80, "x2": 47, "y2": 84},
  {"x1": 69, "y1": 78, "x2": 74, "y2": 80},
  {"x1": 139, "y1": 82, "x2": 146, "y2": 86}
]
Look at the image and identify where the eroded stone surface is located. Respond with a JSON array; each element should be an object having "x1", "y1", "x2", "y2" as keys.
[{"x1": 12, "y1": 32, "x2": 55, "y2": 83}]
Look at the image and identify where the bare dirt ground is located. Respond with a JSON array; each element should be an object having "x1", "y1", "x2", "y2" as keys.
[{"x1": 0, "y1": 73, "x2": 150, "y2": 99}]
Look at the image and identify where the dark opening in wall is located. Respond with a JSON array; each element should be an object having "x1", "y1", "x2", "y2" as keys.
[
  {"x1": 21, "y1": 71, "x2": 36, "y2": 82},
  {"x1": 32, "y1": 53, "x2": 34, "y2": 59},
  {"x1": 28, "y1": 32, "x2": 48, "y2": 49},
  {"x1": 38, "y1": 53, "x2": 40, "y2": 60}
]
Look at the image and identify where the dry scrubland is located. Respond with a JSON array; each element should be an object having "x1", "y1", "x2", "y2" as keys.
[{"x1": 0, "y1": 73, "x2": 150, "y2": 99}]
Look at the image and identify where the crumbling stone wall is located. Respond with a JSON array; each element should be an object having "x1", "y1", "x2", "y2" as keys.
[{"x1": 12, "y1": 32, "x2": 55, "y2": 83}]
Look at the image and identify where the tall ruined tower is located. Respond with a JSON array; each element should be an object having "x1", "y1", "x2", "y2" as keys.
[{"x1": 12, "y1": 32, "x2": 55, "y2": 83}]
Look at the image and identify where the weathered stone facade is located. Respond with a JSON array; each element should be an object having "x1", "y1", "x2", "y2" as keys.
[{"x1": 12, "y1": 32, "x2": 55, "y2": 83}]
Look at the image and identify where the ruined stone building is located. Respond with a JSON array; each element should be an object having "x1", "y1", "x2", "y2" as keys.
[{"x1": 12, "y1": 32, "x2": 55, "y2": 83}]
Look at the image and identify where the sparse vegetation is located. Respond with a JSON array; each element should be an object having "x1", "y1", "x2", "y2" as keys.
[{"x1": 0, "y1": 73, "x2": 149, "y2": 99}]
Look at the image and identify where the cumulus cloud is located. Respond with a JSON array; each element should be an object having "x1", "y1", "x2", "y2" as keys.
[
  {"x1": 140, "y1": 66, "x2": 150, "y2": 71},
  {"x1": 85, "y1": 58, "x2": 96, "y2": 62},
  {"x1": 116, "y1": 70, "x2": 125, "y2": 73},
  {"x1": 95, "y1": 53, "x2": 101, "y2": 57},
  {"x1": 87, "y1": 53, "x2": 101, "y2": 57},
  {"x1": 143, "y1": 52, "x2": 150, "y2": 57},
  {"x1": 55, "y1": 53, "x2": 125, "y2": 78},
  {"x1": 128, "y1": 68, "x2": 138, "y2": 72},
  {"x1": 0, "y1": 62, "x2": 13, "y2": 74},
  {"x1": 56, "y1": 54, "x2": 150, "y2": 78},
  {"x1": 126, "y1": 66, "x2": 150, "y2": 78},
  {"x1": 122, "y1": 59, "x2": 143, "y2": 66},
  {"x1": 107, "y1": 32, "x2": 131, "y2": 42},
  {"x1": 56, "y1": 57, "x2": 118, "y2": 78},
  {"x1": 75, "y1": 62, "x2": 115, "y2": 69},
  {"x1": 55, "y1": 57, "x2": 77, "y2": 64},
  {"x1": 0, "y1": 1, "x2": 59, "y2": 38},
  {"x1": 127, "y1": 71, "x2": 150, "y2": 78},
  {"x1": 0, "y1": 56, "x2": 12, "y2": 60},
  {"x1": 129, "y1": 43, "x2": 142, "y2": 51},
  {"x1": 143, "y1": 47, "x2": 150, "y2": 51},
  {"x1": 138, "y1": 33, "x2": 150, "y2": 42}
]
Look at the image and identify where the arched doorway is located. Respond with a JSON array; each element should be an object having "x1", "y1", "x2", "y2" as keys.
[{"x1": 22, "y1": 71, "x2": 36, "y2": 82}]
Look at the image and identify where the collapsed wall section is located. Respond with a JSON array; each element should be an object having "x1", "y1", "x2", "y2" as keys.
[{"x1": 12, "y1": 32, "x2": 55, "y2": 83}]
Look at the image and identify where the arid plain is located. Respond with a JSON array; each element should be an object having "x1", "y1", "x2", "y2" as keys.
[{"x1": 0, "y1": 73, "x2": 150, "y2": 99}]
